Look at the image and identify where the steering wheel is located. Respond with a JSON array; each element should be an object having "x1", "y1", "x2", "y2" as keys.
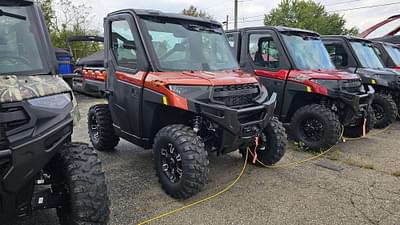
[{"x1": 0, "y1": 55, "x2": 32, "y2": 66}]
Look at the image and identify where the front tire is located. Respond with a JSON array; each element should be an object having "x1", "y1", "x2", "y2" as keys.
[
  {"x1": 55, "y1": 143, "x2": 110, "y2": 225},
  {"x1": 372, "y1": 94, "x2": 397, "y2": 129},
  {"x1": 343, "y1": 106, "x2": 376, "y2": 138},
  {"x1": 88, "y1": 104, "x2": 119, "y2": 151},
  {"x1": 153, "y1": 125, "x2": 209, "y2": 199},
  {"x1": 290, "y1": 104, "x2": 341, "y2": 151},
  {"x1": 241, "y1": 117, "x2": 287, "y2": 166}
]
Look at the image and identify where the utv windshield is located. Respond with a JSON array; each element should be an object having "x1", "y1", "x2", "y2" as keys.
[
  {"x1": 384, "y1": 44, "x2": 400, "y2": 65},
  {"x1": 142, "y1": 18, "x2": 239, "y2": 71},
  {"x1": 0, "y1": 5, "x2": 46, "y2": 75},
  {"x1": 281, "y1": 32, "x2": 335, "y2": 70},
  {"x1": 350, "y1": 41, "x2": 384, "y2": 69}
]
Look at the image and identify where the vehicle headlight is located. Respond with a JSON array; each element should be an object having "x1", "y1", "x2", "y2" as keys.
[
  {"x1": 310, "y1": 79, "x2": 339, "y2": 86},
  {"x1": 169, "y1": 85, "x2": 210, "y2": 98},
  {"x1": 28, "y1": 93, "x2": 71, "y2": 109},
  {"x1": 27, "y1": 93, "x2": 81, "y2": 126}
]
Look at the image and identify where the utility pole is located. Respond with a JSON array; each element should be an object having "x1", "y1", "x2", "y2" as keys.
[
  {"x1": 234, "y1": 0, "x2": 238, "y2": 29},
  {"x1": 225, "y1": 15, "x2": 229, "y2": 30}
]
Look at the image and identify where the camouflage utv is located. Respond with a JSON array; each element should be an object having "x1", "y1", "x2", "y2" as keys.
[{"x1": 0, "y1": 1, "x2": 110, "y2": 224}]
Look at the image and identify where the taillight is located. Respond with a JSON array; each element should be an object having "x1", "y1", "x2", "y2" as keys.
[{"x1": 82, "y1": 69, "x2": 106, "y2": 81}]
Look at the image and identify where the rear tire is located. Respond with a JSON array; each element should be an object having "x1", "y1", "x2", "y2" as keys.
[
  {"x1": 240, "y1": 117, "x2": 287, "y2": 166},
  {"x1": 88, "y1": 104, "x2": 119, "y2": 151},
  {"x1": 290, "y1": 104, "x2": 341, "y2": 151},
  {"x1": 55, "y1": 143, "x2": 110, "y2": 225},
  {"x1": 372, "y1": 94, "x2": 397, "y2": 129},
  {"x1": 343, "y1": 106, "x2": 376, "y2": 138},
  {"x1": 153, "y1": 125, "x2": 209, "y2": 199}
]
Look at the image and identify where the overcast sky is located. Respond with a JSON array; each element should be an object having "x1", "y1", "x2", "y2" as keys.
[{"x1": 68, "y1": 0, "x2": 399, "y2": 32}]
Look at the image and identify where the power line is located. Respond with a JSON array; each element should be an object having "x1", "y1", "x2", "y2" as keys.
[
  {"x1": 328, "y1": 1, "x2": 400, "y2": 12},
  {"x1": 324, "y1": 0, "x2": 361, "y2": 6},
  {"x1": 223, "y1": 1, "x2": 400, "y2": 24}
]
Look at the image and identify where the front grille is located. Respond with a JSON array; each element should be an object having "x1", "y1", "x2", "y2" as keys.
[
  {"x1": 0, "y1": 107, "x2": 29, "y2": 132},
  {"x1": 342, "y1": 79, "x2": 361, "y2": 93},
  {"x1": 211, "y1": 84, "x2": 259, "y2": 107}
]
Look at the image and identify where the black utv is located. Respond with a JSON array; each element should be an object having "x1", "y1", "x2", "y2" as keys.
[
  {"x1": 88, "y1": 9, "x2": 287, "y2": 199},
  {"x1": 227, "y1": 27, "x2": 375, "y2": 151},
  {"x1": 0, "y1": 1, "x2": 109, "y2": 224},
  {"x1": 322, "y1": 36, "x2": 400, "y2": 128}
]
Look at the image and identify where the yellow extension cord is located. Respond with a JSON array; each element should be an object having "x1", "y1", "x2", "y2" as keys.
[{"x1": 137, "y1": 121, "x2": 395, "y2": 225}]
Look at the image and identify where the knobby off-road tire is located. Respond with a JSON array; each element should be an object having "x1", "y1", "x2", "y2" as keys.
[
  {"x1": 372, "y1": 94, "x2": 397, "y2": 129},
  {"x1": 241, "y1": 117, "x2": 288, "y2": 166},
  {"x1": 88, "y1": 104, "x2": 119, "y2": 151},
  {"x1": 343, "y1": 106, "x2": 376, "y2": 138},
  {"x1": 56, "y1": 143, "x2": 110, "y2": 225},
  {"x1": 290, "y1": 104, "x2": 341, "y2": 151},
  {"x1": 153, "y1": 125, "x2": 209, "y2": 199}
]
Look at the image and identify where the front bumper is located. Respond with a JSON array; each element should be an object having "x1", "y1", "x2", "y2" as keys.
[
  {"x1": 189, "y1": 93, "x2": 277, "y2": 153},
  {"x1": 0, "y1": 100, "x2": 73, "y2": 222},
  {"x1": 332, "y1": 85, "x2": 374, "y2": 125}
]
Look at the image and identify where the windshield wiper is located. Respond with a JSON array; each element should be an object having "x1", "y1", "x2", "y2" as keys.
[
  {"x1": 0, "y1": 9, "x2": 26, "y2": 20},
  {"x1": 186, "y1": 24, "x2": 222, "y2": 34}
]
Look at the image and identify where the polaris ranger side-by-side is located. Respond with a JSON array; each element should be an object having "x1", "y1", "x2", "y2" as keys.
[
  {"x1": 0, "y1": 1, "x2": 109, "y2": 224},
  {"x1": 88, "y1": 9, "x2": 287, "y2": 199},
  {"x1": 68, "y1": 36, "x2": 106, "y2": 97},
  {"x1": 322, "y1": 36, "x2": 400, "y2": 128},
  {"x1": 226, "y1": 27, "x2": 375, "y2": 151}
]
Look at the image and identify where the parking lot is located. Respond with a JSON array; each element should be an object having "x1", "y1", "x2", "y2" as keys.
[{"x1": 23, "y1": 93, "x2": 400, "y2": 225}]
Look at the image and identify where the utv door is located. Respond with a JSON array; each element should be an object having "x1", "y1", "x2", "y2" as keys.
[
  {"x1": 105, "y1": 14, "x2": 146, "y2": 140},
  {"x1": 239, "y1": 30, "x2": 290, "y2": 116}
]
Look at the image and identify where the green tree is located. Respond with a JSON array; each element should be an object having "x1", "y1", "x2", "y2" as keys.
[
  {"x1": 182, "y1": 5, "x2": 214, "y2": 19},
  {"x1": 36, "y1": 0, "x2": 101, "y2": 59},
  {"x1": 264, "y1": 0, "x2": 359, "y2": 35}
]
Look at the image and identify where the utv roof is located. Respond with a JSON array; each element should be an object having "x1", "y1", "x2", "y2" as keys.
[
  {"x1": 0, "y1": 0, "x2": 33, "y2": 6},
  {"x1": 227, "y1": 26, "x2": 320, "y2": 36},
  {"x1": 322, "y1": 35, "x2": 373, "y2": 43},
  {"x1": 371, "y1": 35, "x2": 400, "y2": 45},
  {"x1": 107, "y1": 9, "x2": 221, "y2": 26},
  {"x1": 54, "y1": 47, "x2": 71, "y2": 57},
  {"x1": 75, "y1": 50, "x2": 104, "y2": 67}
]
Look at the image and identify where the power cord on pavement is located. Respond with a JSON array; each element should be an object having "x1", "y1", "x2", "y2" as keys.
[{"x1": 137, "y1": 122, "x2": 394, "y2": 225}]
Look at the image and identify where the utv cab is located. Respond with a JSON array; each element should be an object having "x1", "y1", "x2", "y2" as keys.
[
  {"x1": 0, "y1": 1, "x2": 109, "y2": 224},
  {"x1": 322, "y1": 36, "x2": 400, "y2": 128},
  {"x1": 88, "y1": 9, "x2": 287, "y2": 199},
  {"x1": 372, "y1": 41, "x2": 400, "y2": 70},
  {"x1": 226, "y1": 27, "x2": 375, "y2": 151},
  {"x1": 67, "y1": 35, "x2": 106, "y2": 97}
]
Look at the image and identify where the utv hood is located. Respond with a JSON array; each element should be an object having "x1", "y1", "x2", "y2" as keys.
[
  {"x1": 146, "y1": 70, "x2": 258, "y2": 86},
  {"x1": 356, "y1": 67, "x2": 400, "y2": 87},
  {"x1": 0, "y1": 75, "x2": 72, "y2": 103}
]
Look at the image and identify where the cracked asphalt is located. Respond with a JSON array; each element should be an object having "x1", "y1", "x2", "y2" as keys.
[{"x1": 21, "y1": 93, "x2": 400, "y2": 225}]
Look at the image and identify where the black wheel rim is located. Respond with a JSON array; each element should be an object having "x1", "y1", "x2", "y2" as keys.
[
  {"x1": 160, "y1": 143, "x2": 183, "y2": 183},
  {"x1": 89, "y1": 115, "x2": 100, "y2": 143},
  {"x1": 300, "y1": 118, "x2": 324, "y2": 142},
  {"x1": 372, "y1": 104, "x2": 384, "y2": 121}
]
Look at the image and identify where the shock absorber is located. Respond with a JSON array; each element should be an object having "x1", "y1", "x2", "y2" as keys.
[{"x1": 192, "y1": 115, "x2": 202, "y2": 133}]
